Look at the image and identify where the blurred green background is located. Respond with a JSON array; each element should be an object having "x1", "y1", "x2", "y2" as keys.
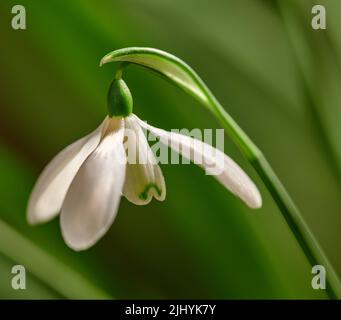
[{"x1": 0, "y1": 0, "x2": 340, "y2": 299}]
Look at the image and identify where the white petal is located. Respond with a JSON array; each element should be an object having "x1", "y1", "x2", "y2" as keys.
[
  {"x1": 27, "y1": 118, "x2": 107, "y2": 225},
  {"x1": 135, "y1": 115, "x2": 262, "y2": 209},
  {"x1": 60, "y1": 117, "x2": 126, "y2": 251},
  {"x1": 122, "y1": 115, "x2": 166, "y2": 205}
]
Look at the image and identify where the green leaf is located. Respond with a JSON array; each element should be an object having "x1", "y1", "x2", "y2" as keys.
[{"x1": 0, "y1": 219, "x2": 111, "y2": 299}]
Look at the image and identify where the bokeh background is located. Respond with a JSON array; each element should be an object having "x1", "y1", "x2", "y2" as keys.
[{"x1": 0, "y1": 0, "x2": 340, "y2": 299}]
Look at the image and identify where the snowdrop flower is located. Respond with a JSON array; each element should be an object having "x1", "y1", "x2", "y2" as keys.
[{"x1": 27, "y1": 78, "x2": 261, "y2": 251}]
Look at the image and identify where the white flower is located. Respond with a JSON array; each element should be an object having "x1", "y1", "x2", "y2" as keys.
[
  {"x1": 27, "y1": 68, "x2": 261, "y2": 251},
  {"x1": 27, "y1": 113, "x2": 262, "y2": 251}
]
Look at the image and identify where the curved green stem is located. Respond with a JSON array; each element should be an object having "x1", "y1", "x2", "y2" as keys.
[{"x1": 101, "y1": 47, "x2": 341, "y2": 298}]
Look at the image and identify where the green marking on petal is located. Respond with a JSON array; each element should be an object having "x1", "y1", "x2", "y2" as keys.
[{"x1": 139, "y1": 183, "x2": 162, "y2": 201}]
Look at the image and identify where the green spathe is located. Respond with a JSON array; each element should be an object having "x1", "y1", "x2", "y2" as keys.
[{"x1": 107, "y1": 79, "x2": 133, "y2": 117}]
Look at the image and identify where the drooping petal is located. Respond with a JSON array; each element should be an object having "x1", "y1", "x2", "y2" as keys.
[
  {"x1": 60, "y1": 117, "x2": 126, "y2": 251},
  {"x1": 27, "y1": 118, "x2": 107, "y2": 225},
  {"x1": 135, "y1": 115, "x2": 262, "y2": 209},
  {"x1": 122, "y1": 115, "x2": 166, "y2": 205}
]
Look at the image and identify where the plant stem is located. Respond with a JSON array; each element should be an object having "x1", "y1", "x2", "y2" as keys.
[
  {"x1": 101, "y1": 47, "x2": 341, "y2": 298},
  {"x1": 209, "y1": 96, "x2": 341, "y2": 299}
]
